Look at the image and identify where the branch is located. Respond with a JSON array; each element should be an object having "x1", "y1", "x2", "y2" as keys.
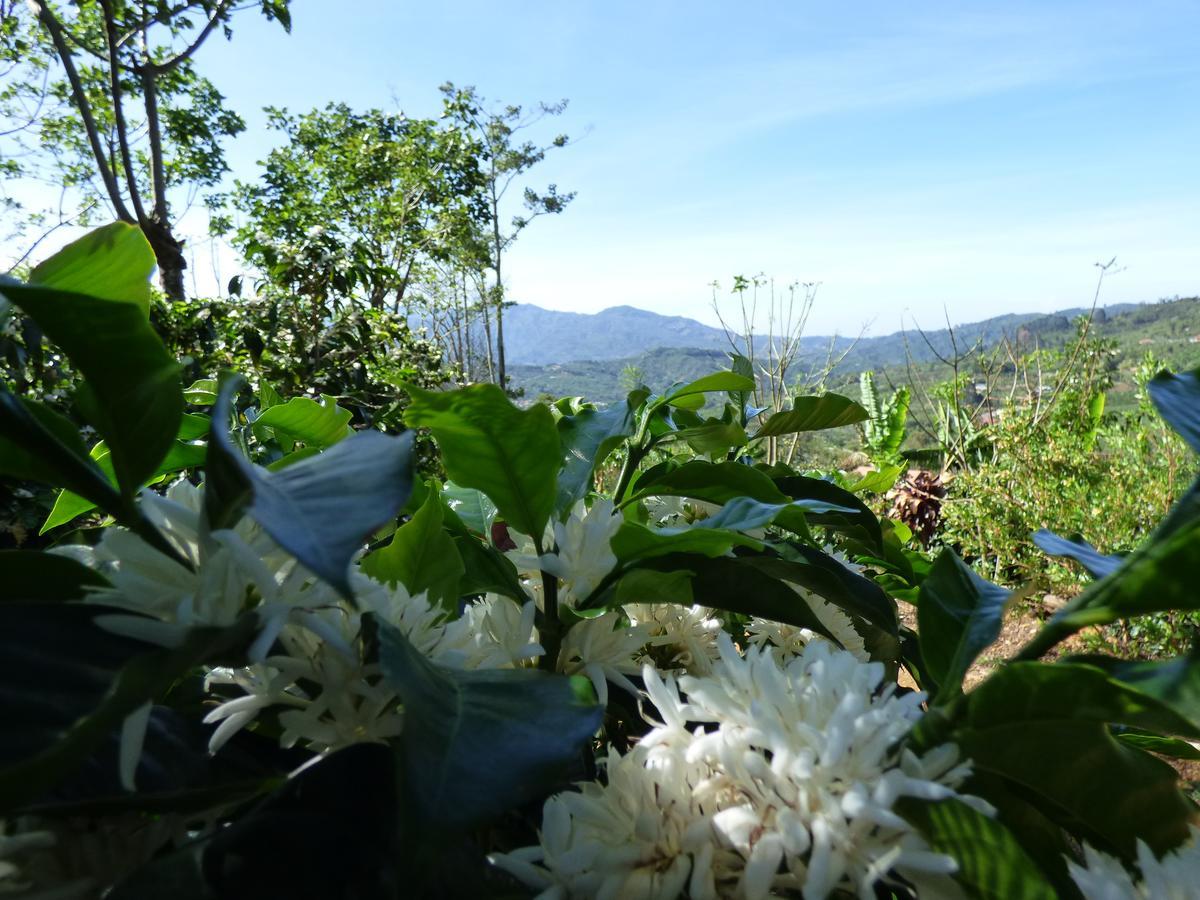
[
  {"x1": 144, "y1": 0, "x2": 234, "y2": 76},
  {"x1": 99, "y1": 0, "x2": 147, "y2": 222},
  {"x1": 26, "y1": 0, "x2": 133, "y2": 221}
]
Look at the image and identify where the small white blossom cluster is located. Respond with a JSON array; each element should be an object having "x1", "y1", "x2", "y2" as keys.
[
  {"x1": 492, "y1": 635, "x2": 986, "y2": 900},
  {"x1": 1068, "y1": 828, "x2": 1200, "y2": 900},
  {"x1": 73, "y1": 481, "x2": 543, "y2": 766}
]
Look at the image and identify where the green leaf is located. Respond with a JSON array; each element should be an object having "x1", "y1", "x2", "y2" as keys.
[
  {"x1": 207, "y1": 378, "x2": 414, "y2": 598},
  {"x1": 955, "y1": 661, "x2": 1198, "y2": 857},
  {"x1": 405, "y1": 384, "x2": 560, "y2": 540},
  {"x1": 629, "y1": 459, "x2": 788, "y2": 507},
  {"x1": 748, "y1": 551, "x2": 898, "y2": 634},
  {"x1": 28, "y1": 223, "x2": 156, "y2": 315},
  {"x1": 1, "y1": 236, "x2": 181, "y2": 495},
  {"x1": 772, "y1": 474, "x2": 883, "y2": 550},
  {"x1": 753, "y1": 392, "x2": 869, "y2": 437},
  {"x1": 1149, "y1": 368, "x2": 1200, "y2": 452},
  {"x1": 651, "y1": 372, "x2": 756, "y2": 412},
  {"x1": 0, "y1": 550, "x2": 109, "y2": 602},
  {"x1": 616, "y1": 554, "x2": 836, "y2": 640},
  {"x1": 556, "y1": 398, "x2": 638, "y2": 516},
  {"x1": 41, "y1": 440, "x2": 208, "y2": 533},
  {"x1": 610, "y1": 520, "x2": 762, "y2": 566},
  {"x1": 846, "y1": 464, "x2": 904, "y2": 494},
  {"x1": 441, "y1": 482, "x2": 497, "y2": 536},
  {"x1": 611, "y1": 567, "x2": 695, "y2": 607},
  {"x1": 183, "y1": 379, "x2": 219, "y2": 405},
  {"x1": 177, "y1": 413, "x2": 210, "y2": 440},
  {"x1": 0, "y1": 392, "x2": 120, "y2": 515},
  {"x1": 377, "y1": 620, "x2": 603, "y2": 830},
  {"x1": 1033, "y1": 530, "x2": 1121, "y2": 579},
  {"x1": 1050, "y1": 517, "x2": 1200, "y2": 630},
  {"x1": 1113, "y1": 729, "x2": 1200, "y2": 760},
  {"x1": 1063, "y1": 650, "x2": 1200, "y2": 728},
  {"x1": 918, "y1": 550, "x2": 1012, "y2": 697},
  {"x1": 896, "y1": 797, "x2": 1058, "y2": 900},
  {"x1": 674, "y1": 420, "x2": 748, "y2": 454},
  {"x1": 0, "y1": 604, "x2": 256, "y2": 813},
  {"x1": 253, "y1": 395, "x2": 353, "y2": 448},
  {"x1": 453, "y1": 535, "x2": 528, "y2": 603},
  {"x1": 362, "y1": 491, "x2": 464, "y2": 607}
]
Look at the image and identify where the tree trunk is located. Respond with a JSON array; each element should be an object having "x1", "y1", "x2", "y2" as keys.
[{"x1": 143, "y1": 218, "x2": 187, "y2": 302}]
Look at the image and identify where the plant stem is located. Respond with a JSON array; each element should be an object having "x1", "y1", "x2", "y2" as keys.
[{"x1": 534, "y1": 537, "x2": 561, "y2": 672}]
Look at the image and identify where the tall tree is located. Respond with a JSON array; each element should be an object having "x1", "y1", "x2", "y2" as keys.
[
  {"x1": 0, "y1": 0, "x2": 292, "y2": 300},
  {"x1": 224, "y1": 103, "x2": 488, "y2": 314},
  {"x1": 440, "y1": 83, "x2": 575, "y2": 388}
]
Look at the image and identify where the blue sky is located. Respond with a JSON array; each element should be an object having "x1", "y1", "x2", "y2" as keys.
[{"x1": 21, "y1": 1, "x2": 1200, "y2": 335}]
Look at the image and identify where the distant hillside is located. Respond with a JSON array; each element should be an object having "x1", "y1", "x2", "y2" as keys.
[
  {"x1": 509, "y1": 297, "x2": 1200, "y2": 403},
  {"x1": 503, "y1": 304, "x2": 732, "y2": 365}
]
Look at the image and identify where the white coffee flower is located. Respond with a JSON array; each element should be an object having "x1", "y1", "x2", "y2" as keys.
[
  {"x1": 745, "y1": 589, "x2": 868, "y2": 663},
  {"x1": 537, "y1": 498, "x2": 622, "y2": 608},
  {"x1": 1068, "y1": 827, "x2": 1200, "y2": 900},
  {"x1": 557, "y1": 612, "x2": 650, "y2": 706},
  {"x1": 627, "y1": 603, "x2": 723, "y2": 675},
  {"x1": 499, "y1": 636, "x2": 985, "y2": 900}
]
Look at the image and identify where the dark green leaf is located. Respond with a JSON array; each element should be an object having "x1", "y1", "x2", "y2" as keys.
[
  {"x1": 956, "y1": 662, "x2": 1198, "y2": 857},
  {"x1": 0, "y1": 392, "x2": 120, "y2": 514},
  {"x1": 1063, "y1": 650, "x2": 1200, "y2": 729},
  {"x1": 896, "y1": 797, "x2": 1057, "y2": 900},
  {"x1": 1149, "y1": 368, "x2": 1200, "y2": 452},
  {"x1": 748, "y1": 550, "x2": 898, "y2": 634},
  {"x1": 405, "y1": 384, "x2": 559, "y2": 540},
  {"x1": 0, "y1": 605, "x2": 256, "y2": 813},
  {"x1": 452, "y1": 535, "x2": 528, "y2": 603},
  {"x1": 753, "y1": 392, "x2": 869, "y2": 437},
  {"x1": 918, "y1": 550, "x2": 1012, "y2": 697},
  {"x1": 772, "y1": 474, "x2": 883, "y2": 550},
  {"x1": 1, "y1": 234, "x2": 181, "y2": 495},
  {"x1": 362, "y1": 491, "x2": 464, "y2": 607},
  {"x1": 0, "y1": 550, "x2": 109, "y2": 602},
  {"x1": 199, "y1": 744, "x2": 399, "y2": 900},
  {"x1": 556, "y1": 398, "x2": 637, "y2": 516},
  {"x1": 377, "y1": 620, "x2": 602, "y2": 830}
]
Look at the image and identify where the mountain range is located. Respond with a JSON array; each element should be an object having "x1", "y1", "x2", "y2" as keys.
[{"x1": 504, "y1": 298, "x2": 1200, "y2": 403}]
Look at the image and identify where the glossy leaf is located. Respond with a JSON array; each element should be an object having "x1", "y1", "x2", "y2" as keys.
[
  {"x1": 1148, "y1": 368, "x2": 1200, "y2": 453},
  {"x1": 362, "y1": 491, "x2": 464, "y2": 607},
  {"x1": 41, "y1": 440, "x2": 208, "y2": 533},
  {"x1": 773, "y1": 474, "x2": 883, "y2": 550},
  {"x1": 0, "y1": 392, "x2": 120, "y2": 514},
  {"x1": 0, "y1": 604, "x2": 256, "y2": 812},
  {"x1": 253, "y1": 395, "x2": 353, "y2": 448},
  {"x1": 0, "y1": 550, "x2": 109, "y2": 602},
  {"x1": 556, "y1": 397, "x2": 638, "y2": 516},
  {"x1": 207, "y1": 378, "x2": 414, "y2": 598},
  {"x1": 0, "y1": 236, "x2": 181, "y2": 495},
  {"x1": 753, "y1": 392, "x2": 869, "y2": 437},
  {"x1": 28, "y1": 222, "x2": 156, "y2": 314},
  {"x1": 377, "y1": 620, "x2": 603, "y2": 830},
  {"x1": 1063, "y1": 651, "x2": 1200, "y2": 728},
  {"x1": 617, "y1": 554, "x2": 836, "y2": 639},
  {"x1": 896, "y1": 797, "x2": 1057, "y2": 900},
  {"x1": 918, "y1": 550, "x2": 1012, "y2": 697},
  {"x1": 955, "y1": 661, "x2": 1198, "y2": 857},
  {"x1": 749, "y1": 551, "x2": 898, "y2": 634},
  {"x1": 405, "y1": 384, "x2": 560, "y2": 540},
  {"x1": 846, "y1": 463, "x2": 904, "y2": 494},
  {"x1": 610, "y1": 520, "x2": 762, "y2": 565},
  {"x1": 651, "y1": 372, "x2": 756, "y2": 412}
]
